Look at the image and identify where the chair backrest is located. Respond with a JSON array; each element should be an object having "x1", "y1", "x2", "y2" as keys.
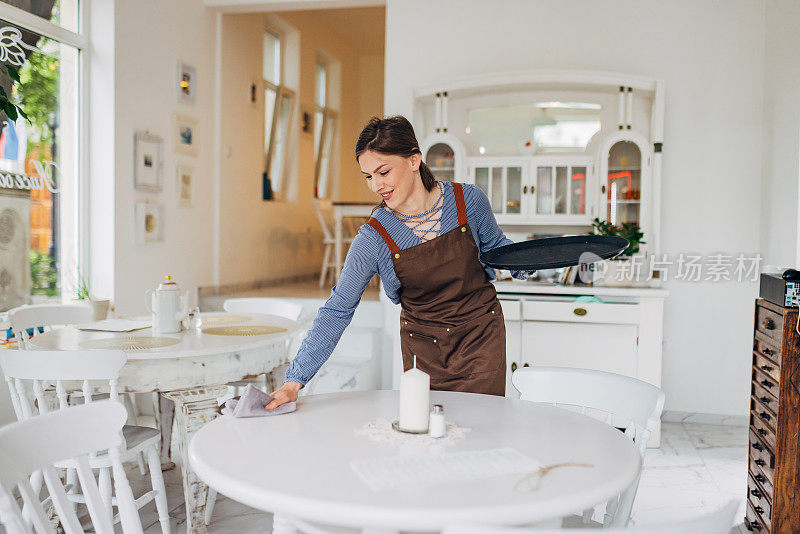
[
  {"x1": 8, "y1": 304, "x2": 94, "y2": 348},
  {"x1": 512, "y1": 367, "x2": 665, "y2": 458},
  {"x1": 222, "y1": 298, "x2": 304, "y2": 322},
  {"x1": 0, "y1": 401, "x2": 144, "y2": 534},
  {"x1": 441, "y1": 500, "x2": 738, "y2": 534},
  {"x1": 312, "y1": 198, "x2": 335, "y2": 241},
  {"x1": 0, "y1": 349, "x2": 127, "y2": 423}
]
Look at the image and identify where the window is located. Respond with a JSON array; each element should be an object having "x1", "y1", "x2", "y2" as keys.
[
  {"x1": 0, "y1": 1, "x2": 84, "y2": 311},
  {"x1": 314, "y1": 59, "x2": 337, "y2": 198},
  {"x1": 263, "y1": 29, "x2": 293, "y2": 200}
]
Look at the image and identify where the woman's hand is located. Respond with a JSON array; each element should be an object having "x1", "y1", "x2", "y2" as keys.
[{"x1": 266, "y1": 381, "x2": 302, "y2": 410}]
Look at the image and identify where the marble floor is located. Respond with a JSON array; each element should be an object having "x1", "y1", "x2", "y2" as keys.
[{"x1": 123, "y1": 420, "x2": 750, "y2": 533}]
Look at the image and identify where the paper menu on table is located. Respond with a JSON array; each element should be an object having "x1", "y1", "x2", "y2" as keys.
[
  {"x1": 77, "y1": 319, "x2": 151, "y2": 332},
  {"x1": 350, "y1": 447, "x2": 541, "y2": 491}
]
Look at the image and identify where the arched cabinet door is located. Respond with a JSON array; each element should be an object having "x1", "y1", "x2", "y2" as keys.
[
  {"x1": 596, "y1": 131, "x2": 653, "y2": 252},
  {"x1": 420, "y1": 133, "x2": 467, "y2": 183}
]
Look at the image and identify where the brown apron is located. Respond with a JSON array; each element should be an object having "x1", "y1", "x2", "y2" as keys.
[{"x1": 367, "y1": 182, "x2": 506, "y2": 396}]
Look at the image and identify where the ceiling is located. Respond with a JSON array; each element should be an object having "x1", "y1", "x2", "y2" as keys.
[{"x1": 282, "y1": 6, "x2": 385, "y2": 52}]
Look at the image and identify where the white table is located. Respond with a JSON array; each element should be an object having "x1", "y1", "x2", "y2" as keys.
[
  {"x1": 30, "y1": 312, "x2": 299, "y2": 534},
  {"x1": 332, "y1": 201, "x2": 374, "y2": 282},
  {"x1": 188, "y1": 390, "x2": 641, "y2": 533}
]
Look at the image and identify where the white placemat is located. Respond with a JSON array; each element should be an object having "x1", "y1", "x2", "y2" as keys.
[
  {"x1": 350, "y1": 447, "x2": 540, "y2": 491},
  {"x1": 356, "y1": 417, "x2": 469, "y2": 447},
  {"x1": 77, "y1": 319, "x2": 151, "y2": 332}
]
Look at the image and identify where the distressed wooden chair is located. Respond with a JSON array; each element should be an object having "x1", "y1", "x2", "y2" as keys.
[
  {"x1": 0, "y1": 349, "x2": 171, "y2": 533},
  {"x1": 0, "y1": 401, "x2": 144, "y2": 534},
  {"x1": 511, "y1": 366, "x2": 665, "y2": 527},
  {"x1": 442, "y1": 500, "x2": 739, "y2": 534},
  {"x1": 312, "y1": 198, "x2": 356, "y2": 287},
  {"x1": 7, "y1": 304, "x2": 93, "y2": 349}
]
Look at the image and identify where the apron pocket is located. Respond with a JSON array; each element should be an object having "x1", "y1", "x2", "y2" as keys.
[{"x1": 401, "y1": 330, "x2": 443, "y2": 376}]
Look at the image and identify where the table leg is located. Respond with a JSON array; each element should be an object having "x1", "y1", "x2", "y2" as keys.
[
  {"x1": 163, "y1": 386, "x2": 227, "y2": 534},
  {"x1": 334, "y1": 212, "x2": 343, "y2": 283},
  {"x1": 158, "y1": 394, "x2": 175, "y2": 469}
]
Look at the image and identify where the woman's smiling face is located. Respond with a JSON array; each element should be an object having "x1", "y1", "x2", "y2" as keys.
[{"x1": 359, "y1": 149, "x2": 421, "y2": 209}]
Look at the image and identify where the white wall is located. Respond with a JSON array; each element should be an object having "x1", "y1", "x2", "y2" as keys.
[
  {"x1": 762, "y1": 0, "x2": 800, "y2": 268},
  {"x1": 384, "y1": 0, "x2": 765, "y2": 416},
  {"x1": 112, "y1": 0, "x2": 217, "y2": 314}
]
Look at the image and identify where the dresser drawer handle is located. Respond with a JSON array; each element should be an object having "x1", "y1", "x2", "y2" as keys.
[
  {"x1": 751, "y1": 488, "x2": 763, "y2": 498},
  {"x1": 759, "y1": 411, "x2": 771, "y2": 421},
  {"x1": 573, "y1": 307, "x2": 587, "y2": 316},
  {"x1": 761, "y1": 379, "x2": 774, "y2": 389},
  {"x1": 755, "y1": 458, "x2": 766, "y2": 466},
  {"x1": 755, "y1": 474, "x2": 767, "y2": 483},
  {"x1": 754, "y1": 506, "x2": 765, "y2": 514},
  {"x1": 760, "y1": 364, "x2": 773, "y2": 372},
  {"x1": 753, "y1": 441, "x2": 763, "y2": 451},
  {"x1": 762, "y1": 347, "x2": 773, "y2": 356},
  {"x1": 761, "y1": 318, "x2": 775, "y2": 330},
  {"x1": 759, "y1": 396, "x2": 772, "y2": 405}
]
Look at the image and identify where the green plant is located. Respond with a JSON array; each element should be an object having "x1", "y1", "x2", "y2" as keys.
[
  {"x1": 29, "y1": 250, "x2": 58, "y2": 296},
  {"x1": 75, "y1": 270, "x2": 92, "y2": 301},
  {"x1": 0, "y1": 65, "x2": 29, "y2": 124},
  {"x1": 589, "y1": 218, "x2": 645, "y2": 257}
]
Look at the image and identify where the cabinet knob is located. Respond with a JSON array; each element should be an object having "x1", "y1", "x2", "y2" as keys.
[
  {"x1": 752, "y1": 442, "x2": 763, "y2": 451},
  {"x1": 755, "y1": 474, "x2": 766, "y2": 483},
  {"x1": 759, "y1": 411, "x2": 771, "y2": 421},
  {"x1": 761, "y1": 318, "x2": 775, "y2": 330},
  {"x1": 523, "y1": 363, "x2": 530, "y2": 367},
  {"x1": 761, "y1": 379, "x2": 773, "y2": 389},
  {"x1": 754, "y1": 506, "x2": 764, "y2": 515},
  {"x1": 751, "y1": 488, "x2": 763, "y2": 499},
  {"x1": 759, "y1": 396, "x2": 771, "y2": 405},
  {"x1": 601, "y1": 185, "x2": 606, "y2": 195},
  {"x1": 530, "y1": 185, "x2": 535, "y2": 195},
  {"x1": 523, "y1": 185, "x2": 528, "y2": 194},
  {"x1": 757, "y1": 429, "x2": 767, "y2": 438},
  {"x1": 755, "y1": 458, "x2": 766, "y2": 466},
  {"x1": 760, "y1": 364, "x2": 773, "y2": 372},
  {"x1": 762, "y1": 347, "x2": 773, "y2": 355},
  {"x1": 511, "y1": 362, "x2": 518, "y2": 372},
  {"x1": 573, "y1": 307, "x2": 587, "y2": 317}
]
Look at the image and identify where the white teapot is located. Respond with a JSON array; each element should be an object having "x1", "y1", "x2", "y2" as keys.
[{"x1": 145, "y1": 275, "x2": 190, "y2": 334}]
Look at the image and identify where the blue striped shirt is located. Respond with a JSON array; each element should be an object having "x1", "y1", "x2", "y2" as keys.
[{"x1": 285, "y1": 182, "x2": 523, "y2": 385}]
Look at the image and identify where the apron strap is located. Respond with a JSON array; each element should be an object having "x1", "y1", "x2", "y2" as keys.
[
  {"x1": 367, "y1": 217, "x2": 400, "y2": 254},
  {"x1": 453, "y1": 182, "x2": 468, "y2": 226}
]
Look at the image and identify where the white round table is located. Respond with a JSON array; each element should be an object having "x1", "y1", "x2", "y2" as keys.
[
  {"x1": 189, "y1": 390, "x2": 641, "y2": 533},
  {"x1": 31, "y1": 312, "x2": 300, "y2": 534}
]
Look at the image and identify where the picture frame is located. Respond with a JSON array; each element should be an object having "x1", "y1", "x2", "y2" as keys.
[
  {"x1": 177, "y1": 62, "x2": 196, "y2": 104},
  {"x1": 173, "y1": 114, "x2": 198, "y2": 156},
  {"x1": 176, "y1": 165, "x2": 195, "y2": 208},
  {"x1": 135, "y1": 202, "x2": 163, "y2": 243},
  {"x1": 133, "y1": 132, "x2": 163, "y2": 192}
]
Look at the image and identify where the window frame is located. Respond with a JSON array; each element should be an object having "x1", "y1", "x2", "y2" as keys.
[
  {"x1": 0, "y1": 1, "x2": 88, "y2": 300},
  {"x1": 262, "y1": 26, "x2": 294, "y2": 201},
  {"x1": 313, "y1": 58, "x2": 339, "y2": 199}
]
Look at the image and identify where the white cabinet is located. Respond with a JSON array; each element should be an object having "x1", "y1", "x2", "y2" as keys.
[
  {"x1": 467, "y1": 155, "x2": 594, "y2": 225},
  {"x1": 421, "y1": 133, "x2": 467, "y2": 183}
]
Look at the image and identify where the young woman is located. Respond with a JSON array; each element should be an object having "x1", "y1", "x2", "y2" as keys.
[{"x1": 266, "y1": 116, "x2": 527, "y2": 409}]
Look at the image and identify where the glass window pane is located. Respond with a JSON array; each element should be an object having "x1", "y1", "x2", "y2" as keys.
[
  {"x1": 536, "y1": 167, "x2": 552, "y2": 214},
  {"x1": 555, "y1": 166, "x2": 567, "y2": 214},
  {"x1": 474, "y1": 167, "x2": 488, "y2": 196},
  {"x1": 491, "y1": 167, "x2": 502, "y2": 213},
  {"x1": 0, "y1": 19, "x2": 79, "y2": 309},
  {"x1": 317, "y1": 114, "x2": 336, "y2": 198},
  {"x1": 0, "y1": 0, "x2": 79, "y2": 32},
  {"x1": 607, "y1": 141, "x2": 641, "y2": 226},
  {"x1": 264, "y1": 86, "x2": 277, "y2": 156},
  {"x1": 315, "y1": 63, "x2": 326, "y2": 107},
  {"x1": 506, "y1": 166, "x2": 521, "y2": 214},
  {"x1": 263, "y1": 30, "x2": 281, "y2": 85},
  {"x1": 269, "y1": 91, "x2": 293, "y2": 194},
  {"x1": 425, "y1": 142, "x2": 455, "y2": 182},
  {"x1": 570, "y1": 166, "x2": 586, "y2": 214}
]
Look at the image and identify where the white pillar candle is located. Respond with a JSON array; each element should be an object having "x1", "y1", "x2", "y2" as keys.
[{"x1": 399, "y1": 357, "x2": 430, "y2": 432}]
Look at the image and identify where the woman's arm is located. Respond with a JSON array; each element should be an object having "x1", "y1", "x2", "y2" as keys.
[
  {"x1": 466, "y1": 184, "x2": 531, "y2": 280},
  {"x1": 283, "y1": 227, "x2": 379, "y2": 386}
]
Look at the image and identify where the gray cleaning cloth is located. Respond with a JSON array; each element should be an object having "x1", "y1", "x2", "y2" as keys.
[{"x1": 222, "y1": 384, "x2": 297, "y2": 417}]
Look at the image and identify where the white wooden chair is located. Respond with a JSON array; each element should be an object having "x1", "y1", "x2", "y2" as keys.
[
  {"x1": 442, "y1": 500, "x2": 738, "y2": 534},
  {"x1": 0, "y1": 349, "x2": 171, "y2": 533},
  {"x1": 7, "y1": 304, "x2": 93, "y2": 349},
  {"x1": 312, "y1": 198, "x2": 355, "y2": 287},
  {"x1": 204, "y1": 297, "x2": 310, "y2": 525},
  {"x1": 0, "y1": 401, "x2": 144, "y2": 534},
  {"x1": 511, "y1": 366, "x2": 665, "y2": 527}
]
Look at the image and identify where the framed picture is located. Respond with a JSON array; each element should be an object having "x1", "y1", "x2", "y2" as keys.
[
  {"x1": 133, "y1": 132, "x2": 163, "y2": 192},
  {"x1": 135, "y1": 203, "x2": 163, "y2": 243},
  {"x1": 176, "y1": 165, "x2": 194, "y2": 207},
  {"x1": 173, "y1": 114, "x2": 198, "y2": 156},
  {"x1": 177, "y1": 62, "x2": 196, "y2": 103}
]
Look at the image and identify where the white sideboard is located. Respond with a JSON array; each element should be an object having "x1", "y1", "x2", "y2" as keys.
[{"x1": 384, "y1": 281, "x2": 667, "y2": 445}]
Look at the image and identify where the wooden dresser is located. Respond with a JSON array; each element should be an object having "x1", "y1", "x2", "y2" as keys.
[{"x1": 745, "y1": 299, "x2": 800, "y2": 532}]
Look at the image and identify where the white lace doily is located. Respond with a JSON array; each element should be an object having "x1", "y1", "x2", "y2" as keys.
[{"x1": 356, "y1": 417, "x2": 470, "y2": 446}]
